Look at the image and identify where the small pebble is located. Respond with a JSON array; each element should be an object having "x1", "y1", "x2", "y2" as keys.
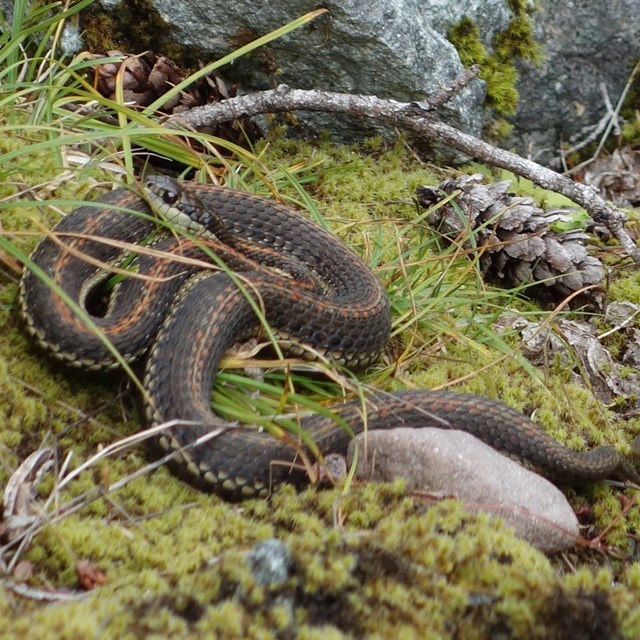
[{"x1": 247, "y1": 539, "x2": 292, "y2": 585}]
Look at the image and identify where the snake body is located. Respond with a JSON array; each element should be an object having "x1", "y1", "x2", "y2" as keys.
[{"x1": 19, "y1": 177, "x2": 640, "y2": 498}]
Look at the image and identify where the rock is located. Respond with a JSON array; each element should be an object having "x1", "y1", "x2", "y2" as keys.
[
  {"x1": 240, "y1": 540, "x2": 294, "y2": 628},
  {"x1": 247, "y1": 539, "x2": 292, "y2": 585},
  {"x1": 80, "y1": 0, "x2": 507, "y2": 145},
  {"x1": 91, "y1": 1, "x2": 640, "y2": 165},
  {"x1": 512, "y1": 0, "x2": 640, "y2": 166},
  {"x1": 22, "y1": 1, "x2": 640, "y2": 165},
  {"x1": 347, "y1": 428, "x2": 579, "y2": 553}
]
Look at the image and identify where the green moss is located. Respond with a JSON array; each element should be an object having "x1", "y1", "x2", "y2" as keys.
[
  {"x1": 12, "y1": 486, "x2": 626, "y2": 639},
  {"x1": 610, "y1": 270, "x2": 640, "y2": 306},
  {"x1": 450, "y1": 18, "x2": 489, "y2": 68},
  {"x1": 621, "y1": 114, "x2": 640, "y2": 144},
  {"x1": 486, "y1": 116, "x2": 515, "y2": 139},
  {"x1": 448, "y1": 7, "x2": 543, "y2": 120},
  {"x1": 80, "y1": 0, "x2": 192, "y2": 63},
  {"x1": 493, "y1": 15, "x2": 541, "y2": 61},
  {"x1": 3, "y1": 124, "x2": 640, "y2": 637},
  {"x1": 618, "y1": 59, "x2": 640, "y2": 144}
]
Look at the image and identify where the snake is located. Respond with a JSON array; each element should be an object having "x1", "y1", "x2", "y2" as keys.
[{"x1": 19, "y1": 176, "x2": 640, "y2": 498}]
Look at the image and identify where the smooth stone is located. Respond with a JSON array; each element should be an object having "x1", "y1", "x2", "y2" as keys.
[{"x1": 347, "y1": 427, "x2": 579, "y2": 553}]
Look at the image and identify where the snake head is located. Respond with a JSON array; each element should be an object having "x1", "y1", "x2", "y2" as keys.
[
  {"x1": 144, "y1": 175, "x2": 182, "y2": 209},
  {"x1": 144, "y1": 175, "x2": 202, "y2": 232}
]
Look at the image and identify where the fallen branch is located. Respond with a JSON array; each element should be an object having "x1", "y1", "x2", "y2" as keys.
[{"x1": 171, "y1": 82, "x2": 640, "y2": 266}]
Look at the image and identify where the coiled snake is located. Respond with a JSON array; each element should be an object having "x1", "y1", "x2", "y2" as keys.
[{"x1": 19, "y1": 176, "x2": 640, "y2": 498}]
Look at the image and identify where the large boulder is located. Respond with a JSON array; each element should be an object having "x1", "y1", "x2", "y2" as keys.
[
  {"x1": 93, "y1": 0, "x2": 514, "y2": 141},
  {"x1": 63, "y1": 1, "x2": 640, "y2": 163}
]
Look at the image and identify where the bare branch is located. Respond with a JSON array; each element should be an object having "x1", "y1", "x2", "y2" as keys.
[
  {"x1": 171, "y1": 84, "x2": 640, "y2": 265},
  {"x1": 417, "y1": 64, "x2": 481, "y2": 111}
]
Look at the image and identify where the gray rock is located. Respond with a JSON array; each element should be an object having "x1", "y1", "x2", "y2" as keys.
[
  {"x1": 0, "y1": 0, "x2": 13, "y2": 21},
  {"x1": 247, "y1": 539, "x2": 292, "y2": 585},
  {"x1": 91, "y1": 0, "x2": 509, "y2": 142},
  {"x1": 244, "y1": 539, "x2": 295, "y2": 627},
  {"x1": 347, "y1": 428, "x2": 579, "y2": 553},
  {"x1": 512, "y1": 0, "x2": 640, "y2": 165},
  {"x1": 72, "y1": 1, "x2": 640, "y2": 163},
  {"x1": 150, "y1": 0, "x2": 640, "y2": 162}
]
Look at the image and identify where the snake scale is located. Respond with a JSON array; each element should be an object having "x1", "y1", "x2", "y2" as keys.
[{"x1": 19, "y1": 176, "x2": 640, "y2": 498}]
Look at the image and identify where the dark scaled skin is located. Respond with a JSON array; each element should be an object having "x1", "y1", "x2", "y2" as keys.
[
  {"x1": 20, "y1": 176, "x2": 640, "y2": 499},
  {"x1": 144, "y1": 269, "x2": 640, "y2": 499}
]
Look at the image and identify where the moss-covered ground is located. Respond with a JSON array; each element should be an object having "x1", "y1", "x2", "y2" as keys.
[{"x1": 3, "y1": 130, "x2": 640, "y2": 639}]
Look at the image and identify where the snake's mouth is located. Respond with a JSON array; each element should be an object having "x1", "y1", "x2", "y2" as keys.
[{"x1": 143, "y1": 175, "x2": 219, "y2": 239}]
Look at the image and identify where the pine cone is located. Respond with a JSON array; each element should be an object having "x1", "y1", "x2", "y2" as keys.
[
  {"x1": 91, "y1": 50, "x2": 182, "y2": 110},
  {"x1": 88, "y1": 51, "x2": 260, "y2": 146},
  {"x1": 582, "y1": 146, "x2": 640, "y2": 207},
  {"x1": 417, "y1": 174, "x2": 605, "y2": 309}
]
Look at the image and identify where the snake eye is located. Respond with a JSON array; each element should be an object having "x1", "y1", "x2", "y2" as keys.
[{"x1": 162, "y1": 188, "x2": 179, "y2": 206}]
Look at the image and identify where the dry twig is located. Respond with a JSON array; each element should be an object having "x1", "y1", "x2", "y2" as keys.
[{"x1": 170, "y1": 79, "x2": 640, "y2": 266}]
